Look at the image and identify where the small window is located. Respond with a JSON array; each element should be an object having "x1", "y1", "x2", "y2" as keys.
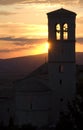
[
  {"x1": 60, "y1": 80, "x2": 62, "y2": 85},
  {"x1": 30, "y1": 103, "x2": 32, "y2": 109},
  {"x1": 63, "y1": 23, "x2": 68, "y2": 40},
  {"x1": 60, "y1": 98, "x2": 63, "y2": 102},
  {"x1": 7, "y1": 108, "x2": 9, "y2": 112},
  {"x1": 59, "y1": 65, "x2": 64, "y2": 73},
  {"x1": 61, "y1": 48, "x2": 64, "y2": 54},
  {"x1": 56, "y1": 24, "x2": 60, "y2": 40}
]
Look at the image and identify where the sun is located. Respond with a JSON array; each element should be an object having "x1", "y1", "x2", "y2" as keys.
[{"x1": 45, "y1": 42, "x2": 49, "y2": 50}]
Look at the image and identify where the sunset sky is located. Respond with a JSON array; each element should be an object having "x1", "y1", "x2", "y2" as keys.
[{"x1": 0, "y1": 0, "x2": 83, "y2": 59}]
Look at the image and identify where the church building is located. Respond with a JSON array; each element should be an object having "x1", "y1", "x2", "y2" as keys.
[{"x1": 0, "y1": 8, "x2": 77, "y2": 127}]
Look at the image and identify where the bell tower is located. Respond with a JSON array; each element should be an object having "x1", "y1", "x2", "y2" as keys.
[{"x1": 47, "y1": 8, "x2": 76, "y2": 124}]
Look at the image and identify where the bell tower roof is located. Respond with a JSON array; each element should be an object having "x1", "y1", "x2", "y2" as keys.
[{"x1": 47, "y1": 8, "x2": 76, "y2": 16}]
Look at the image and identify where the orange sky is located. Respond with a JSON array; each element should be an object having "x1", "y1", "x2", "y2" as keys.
[{"x1": 0, "y1": 0, "x2": 83, "y2": 59}]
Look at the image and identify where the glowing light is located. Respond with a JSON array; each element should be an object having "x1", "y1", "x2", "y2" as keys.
[
  {"x1": 34, "y1": 42, "x2": 48, "y2": 54},
  {"x1": 45, "y1": 42, "x2": 49, "y2": 50}
]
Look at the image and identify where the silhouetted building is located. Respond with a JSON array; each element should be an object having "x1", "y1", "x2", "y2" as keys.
[{"x1": 47, "y1": 8, "x2": 76, "y2": 124}]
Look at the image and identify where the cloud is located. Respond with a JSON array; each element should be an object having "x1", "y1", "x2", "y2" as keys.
[
  {"x1": 0, "y1": 36, "x2": 46, "y2": 45},
  {"x1": 0, "y1": 0, "x2": 81, "y2": 5},
  {"x1": 0, "y1": 36, "x2": 47, "y2": 53},
  {"x1": 0, "y1": 0, "x2": 53, "y2": 5},
  {"x1": 0, "y1": 11, "x2": 16, "y2": 15},
  {"x1": 13, "y1": 38, "x2": 47, "y2": 46},
  {"x1": 0, "y1": 36, "x2": 28, "y2": 42},
  {"x1": 0, "y1": 22, "x2": 47, "y2": 39},
  {"x1": 76, "y1": 37, "x2": 83, "y2": 44},
  {"x1": 0, "y1": 47, "x2": 28, "y2": 53}
]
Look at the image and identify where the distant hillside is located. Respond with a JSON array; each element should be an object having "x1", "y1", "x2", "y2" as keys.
[
  {"x1": 76, "y1": 52, "x2": 83, "y2": 65},
  {"x1": 0, "y1": 52, "x2": 83, "y2": 83},
  {"x1": 0, "y1": 53, "x2": 48, "y2": 83}
]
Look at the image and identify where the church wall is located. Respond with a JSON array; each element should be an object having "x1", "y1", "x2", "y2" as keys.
[
  {"x1": 0, "y1": 98, "x2": 14, "y2": 126},
  {"x1": 15, "y1": 91, "x2": 51, "y2": 126}
]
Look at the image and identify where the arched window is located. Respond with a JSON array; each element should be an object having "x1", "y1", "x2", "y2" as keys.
[
  {"x1": 63, "y1": 23, "x2": 68, "y2": 40},
  {"x1": 56, "y1": 24, "x2": 60, "y2": 40}
]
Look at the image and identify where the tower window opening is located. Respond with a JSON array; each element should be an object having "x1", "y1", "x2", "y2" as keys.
[
  {"x1": 59, "y1": 65, "x2": 64, "y2": 73},
  {"x1": 60, "y1": 80, "x2": 62, "y2": 85},
  {"x1": 56, "y1": 24, "x2": 60, "y2": 40},
  {"x1": 61, "y1": 48, "x2": 64, "y2": 54},
  {"x1": 30, "y1": 103, "x2": 32, "y2": 110},
  {"x1": 60, "y1": 98, "x2": 63, "y2": 102},
  {"x1": 63, "y1": 23, "x2": 68, "y2": 40}
]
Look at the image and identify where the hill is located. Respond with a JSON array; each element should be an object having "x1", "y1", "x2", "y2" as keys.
[
  {"x1": 0, "y1": 53, "x2": 48, "y2": 83},
  {"x1": 0, "y1": 52, "x2": 83, "y2": 84}
]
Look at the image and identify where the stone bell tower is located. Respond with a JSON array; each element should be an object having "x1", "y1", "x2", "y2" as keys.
[{"x1": 47, "y1": 8, "x2": 76, "y2": 124}]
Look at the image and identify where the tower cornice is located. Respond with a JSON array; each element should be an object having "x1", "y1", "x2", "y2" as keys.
[{"x1": 47, "y1": 8, "x2": 76, "y2": 16}]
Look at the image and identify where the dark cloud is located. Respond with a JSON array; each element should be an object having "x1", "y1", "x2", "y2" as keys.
[
  {"x1": 0, "y1": 11, "x2": 16, "y2": 15},
  {"x1": 0, "y1": 36, "x2": 46, "y2": 45},
  {"x1": 76, "y1": 37, "x2": 83, "y2": 44},
  {"x1": 0, "y1": 0, "x2": 81, "y2": 5},
  {"x1": 0, "y1": 36, "x2": 47, "y2": 53},
  {"x1": 0, "y1": 0, "x2": 46, "y2": 5},
  {"x1": 0, "y1": 0, "x2": 54, "y2": 5},
  {"x1": 13, "y1": 38, "x2": 47, "y2": 46},
  {"x1": 0, "y1": 47, "x2": 28, "y2": 53},
  {"x1": 0, "y1": 36, "x2": 28, "y2": 42},
  {"x1": 0, "y1": 37, "x2": 46, "y2": 53}
]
